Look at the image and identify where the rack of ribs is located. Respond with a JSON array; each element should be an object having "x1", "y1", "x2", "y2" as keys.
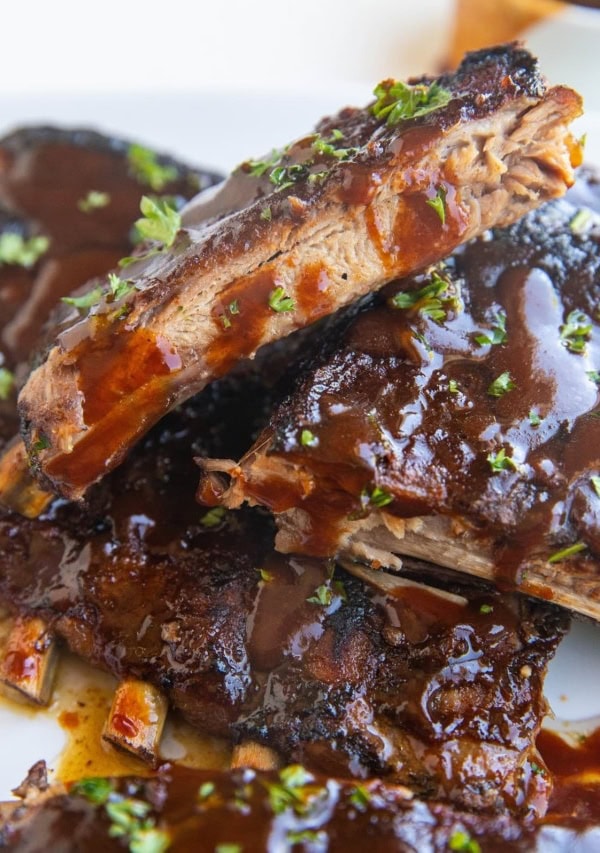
[
  {"x1": 207, "y1": 186, "x2": 600, "y2": 620},
  {"x1": 0, "y1": 378, "x2": 568, "y2": 818},
  {"x1": 13, "y1": 44, "x2": 581, "y2": 501}
]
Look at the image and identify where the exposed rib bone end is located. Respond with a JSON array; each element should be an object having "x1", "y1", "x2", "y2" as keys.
[
  {"x1": 102, "y1": 679, "x2": 168, "y2": 767},
  {"x1": 231, "y1": 741, "x2": 281, "y2": 771},
  {"x1": 0, "y1": 617, "x2": 58, "y2": 705},
  {"x1": 0, "y1": 439, "x2": 53, "y2": 519}
]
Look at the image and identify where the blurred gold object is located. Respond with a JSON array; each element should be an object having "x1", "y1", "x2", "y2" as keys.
[{"x1": 450, "y1": 0, "x2": 566, "y2": 67}]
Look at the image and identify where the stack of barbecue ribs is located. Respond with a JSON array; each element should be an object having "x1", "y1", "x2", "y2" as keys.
[{"x1": 1, "y1": 43, "x2": 599, "y2": 850}]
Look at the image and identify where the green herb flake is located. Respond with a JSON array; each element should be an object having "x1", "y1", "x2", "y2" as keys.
[
  {"x1": 128, "y1": 144, "x2": 177, "y2": 191},
  {"x1": 372, "y1": 79, "x2": 452, "y2": 126},
  {"x1": 246, "y1": 148, "x2": 283, "y2": 177},
  {"x1": 269, "y1": 164, "x2": 308, "y2": 191},
  {"x1": 588, "y1": 370, "x2": 600, "y2": 384},
  {"x1": 129, "y1": 828, "x2": 170, "y2": 853},
  {"x1": 479, "y1": 603, "x2": 493, "y2": 614},
  {"x1": 259, "y1": 568, "x2": 274, "y2": 583},
  {"x1": 487, "y1": 371, "x2": 515, "y2": 398},
  {"x1": 530, "y1": 762, "x2": 545, "y2": 776},
  {"x1": 368, "y1": 486, "x2": 394, "y2": 508},
  {"x1": 448, "y1": 379, "x2": 459, "y2": 394},
  {"x1": 0, "y1": 232, "x2": 50, "y2": 268},
  {"x1": 198, "y1": 781, "x2": 216, "y2": 800},
  {"x1": 528, "y1": 409, "x2": 542, "y2": 427},
  {"x1": 135, "y1": 195, "x2": 181, "y2": 248},
  {"x1": 220, "y1": 314, "x2": 232, "y2": 330},
  {"x1": 475, "y1": 309, "x2": 507, "y2": 346},
  {"x1": 300, "y1": 429, "x2": 318, "y2": 447},
  {"x1": 268, "y1": 286, "x2": 295, "y2": 313},
  {"x1": 348, "y1": 784, "x2": 371, "y2": 811},
  {"x1": 61, "y1": 286, "x2": 104, "y2": 311},
  {"x1": 107, "y1": 272, "x2": 135, "y2": 301},
  {"x1": 31, "y1": 435, "x2": 50, "y2": 453},
  {"x1": 548, "y1": 541, "x2": 587, "y2": 564},
  {"x1": 0, "y1": 367, "x2": 15, "y2": 400},
  {"x1": 286, "y1": 830, "x2": 326, "y2": 845},
  {"x1": 307, "y1": 584, "x2": 333, "y2": 606},
  {"x1": 448, "y1": 828, "x2": 481, "y2": 853},
  {"x1": 560, "y1": 309, "x2": 592, "y2": 354},
  {"x1": 70, "y1": 777, "x2": 115, "y2": 805},
  {"x1": 426, "y1": 187, "x2": 446, "y2": 224},
  {"x1": 308, "y1": 170, "x2": 328, "y2": 184},
  {"x1": 200, "y1": 506, "x2": 226, "y2": 528},
  {"x1": 78, "y1": 190, "x2": 111, "y2": 213},
  {"x1": 215, "y1": 844, "x2": 242, "y2": 853},
  {"x1": 592, "y1": 476, "x2": 600, "y2": 498},
  {"x1": 260, "y1": 205, "x2": 272, "y2": 221},
  {"x1": 391, "y1": 272, "x2": 460, "y2": 323},
  {"x1": 487, "y1": 448, "x2": 518, "y2": 474},
  {"x1": 311, "y1": 131, "x2": 358, "y2": 161},
  {"x1": 569, "y1": 208, "x2": 594, "y2": 235},
  {"x1": 229, "y1": 300, "x2": 240, "y2": 315}
]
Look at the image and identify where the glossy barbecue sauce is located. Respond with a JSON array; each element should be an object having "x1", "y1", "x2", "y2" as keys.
[
  {"x1": 240, "y1": 197, "x2": 600, "y2": 589},
  {"x1": 20, "y1": 48, "x2": 555, "y2": 499}
]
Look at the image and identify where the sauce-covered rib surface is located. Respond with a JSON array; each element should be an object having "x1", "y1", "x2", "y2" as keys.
[
  {"x1": 17, "y1": 45, "x2": 581, "y2": 500},
  {"x1": 213, "y1": 190, "x2": 600, "y2": 618}
]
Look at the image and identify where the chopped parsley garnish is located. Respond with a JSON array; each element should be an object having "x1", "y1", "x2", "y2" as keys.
[
  {"x1": 286, "y1": 830, "x2": 326, "y2": 846},
  {"x1": 560, "y1": 309, "x2": 592, "y2": 354},
  {"x1": 475, "y1": 309, "x2": 507, "y2": 346},
  {"x1": 78, "y1": 190, "x2": 111, "y2": 213},
  {"x1": 268, "y1": 286, "x2": 295, "y2": 313},
  {"x1": 61, "y1": 286, "x2": 104, "y2": 311},
  {"x1": 307, "y1": 579, "x2": 345, "y2": 606},
  {"x1": 530, "y1": 762, "x2": 545, "y2": 775},
  {"x1": 108, "y1": 272, "x2": 135, "y2": 301},
  {"x1": 308, "y1": 170, "x2": 328, "y2": 184},
  {"x1": 215, "y1": 846, "x2": 242, "y2": 853},
  {"x1": 312, "y1": 130, "x2": 358, "y2": 161},
  {"x1": 259, "y1": 568, "x2": 274, "y2": 583},
  {"x1": 229, "y1": 300, "x2": 239, "y2": 315},
  {"x1": 269, "y1": 164, "x2": 308, "y2": 191},
  {"x1": 300, "y1": 429, "x2": 318, "y2": 447},
  {"x1": 487, "y1": 448, "x2": 518, "y2": 473},
  {"x1": 479, "y1": 603, "x2": 493, "y2": 614},
  {"x1": 592, "y1": 476, "x2": 600, "y2": 498},
  {"x1": 588, "y1": 370, "x2": 600, "y2": 384},
  {"x1": 0, "y1": 367, "x2": 15, "y2": 400},
  {"x1": 135, "y1": 195, "x2": 181, "y2": 248},
  {"x1": 448, "y1": 379, "x2": 459, "y2": 394},
  {"x1": 391, "y1": 272, "x2": 460, "y2": 322},
  {"x1": 246, "y1": 148, "x2": 283, "y2": 177},
  {"x1": 371, "y1": 79, "x2": 451, "y2": 126},
  {"x1": 260, "y1": 205, "x2": 272, "y2": 221},
  {"x1": 448, "y1": 829, "x2": 481, "y2": 853},
  {"x1": 426, "y1": 187, "x2": 446, "y2": 224},
  {"x1": 128, "y1": 143, "x2": 177, "y2": 191},
  {"x1": 71, "y1": 777, "x2": 115, "y2": 805},
  {"x1": 348, "y1": 784, "x2": 371, "y2": 811},
  {"x1": 548, "y1": 541, "x2": 587, "y2": 563},
  {"x1": 569, "y1": 208, "x2": 597, "y2": 235},
  {"x1": 198, "y1": 782, "x2": 216, "y2": 800},
  {"x1": 200, "y1": 506, "x2": 226, "y2": 527},
  {"x1": 528, "y1": 409, "x2": 542, "y2": 427},
  {"x1": 487, "y1": 371, "x2": 515, "y2": 397},
  {"x1": 265, "y1": 765, "x2": 327, "y2": 817},
  {"x1": 0, "y1": 232, "x2": 49, "y2": 268},
  {"x1": 365, "y1": 486, "x2": 394, "y2": 508}
]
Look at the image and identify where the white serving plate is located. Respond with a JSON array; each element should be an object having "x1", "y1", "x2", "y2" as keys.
[{"x1": 0, "y1": 87, "x2": 598, "y2": 801}]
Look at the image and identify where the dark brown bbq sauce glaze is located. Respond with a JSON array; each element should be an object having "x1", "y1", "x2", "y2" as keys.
[
  {"x1": 0, "y1": 126, "x2": 220, "y2": 456},
  {"x1": 250, "y1": 195, "x2": 600, "y2": 581},
  {"x1": 538, "y1": 726, "x2": 600, "y2": 829},
  {"x1": 2, "y1": 764, "x2": 549, "y2": 852}
]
